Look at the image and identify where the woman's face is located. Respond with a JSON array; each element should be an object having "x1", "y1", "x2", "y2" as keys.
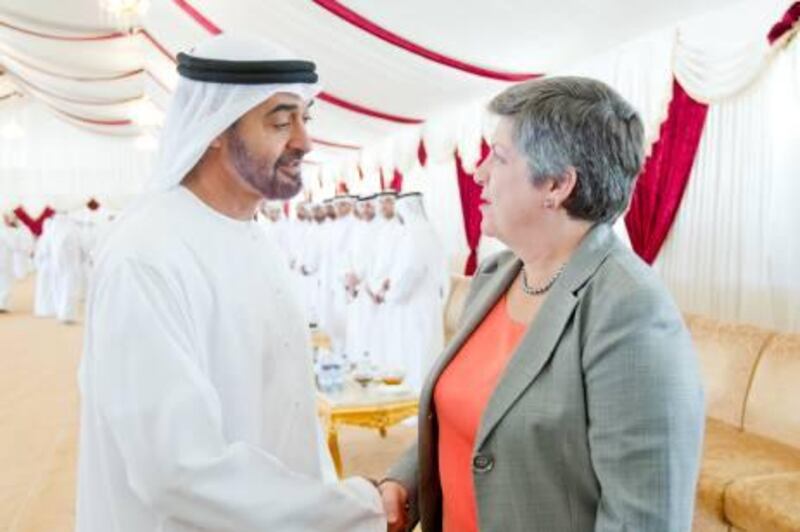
[{"x1": 475, "y1": 117, "x2": 548, "y2": 242}]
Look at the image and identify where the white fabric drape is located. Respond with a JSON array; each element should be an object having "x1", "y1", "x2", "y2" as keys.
[
  {"x1": 672, "y1": 0, "x2": 788, "y2": 104},
  {"x1": 555, "y1": 28, "x2": 675, "y2": 149},
  {"x1": 654, "y1": 36, "x2": 800, "y2": 332},
  {"x1": 0, "y1": 101, "x2": 153, "y2": 211}
]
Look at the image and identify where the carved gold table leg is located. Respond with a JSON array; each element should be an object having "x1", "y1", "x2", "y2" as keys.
[{"x1": 327, "y1": 421, "x2": 343, "y2": 477}]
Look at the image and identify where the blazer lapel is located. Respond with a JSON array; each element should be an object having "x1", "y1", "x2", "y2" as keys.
[
  {"x1": 474, "y1": 223, "x2": 617, "y2": 449},
  {"x1": 418, "y1": 256, "x2": 520, "y2": 411},
  {"x1": 474, "y1": 284, "x2": 577, "y2": 449}
]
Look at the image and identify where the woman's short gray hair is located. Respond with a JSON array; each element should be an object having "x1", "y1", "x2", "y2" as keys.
[{"x1": 488, "y1": 76, "x2": 644, "y2": 223}]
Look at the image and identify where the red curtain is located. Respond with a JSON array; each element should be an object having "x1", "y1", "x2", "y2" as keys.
[
  {"x1": 768, "y1": 2, "x2": 800, "y2": 44},
  {"x1": 455, "y1": 139, "x2": 491, "y2": 275},
  {"x1": 625, "y1": 79, "x2": 708, "y2": 264},
  {"x1": 13, "y1": 206, "x2": 55, "y2": 237},
  {"x1": 311, "y1": 0, "x2": 540, "y2": 81},
  {"x1": 389, "y1": 169, "x2": 403, "y2": 192},
  {"x1": 417, "y1": 139, "x2": 428, "y2": 167}
]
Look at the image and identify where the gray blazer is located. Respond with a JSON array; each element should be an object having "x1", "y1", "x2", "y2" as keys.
[{"x1": 389, "y1": 223, "x2": 705, "y2": 532}]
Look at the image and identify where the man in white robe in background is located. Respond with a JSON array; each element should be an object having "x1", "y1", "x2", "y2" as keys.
[
  {"x1": 7, "y1": 214, "x2": 35, "y2": 280},
  {"x1": 386, "y1": 192, "x2": 448, "y2": 391},
  {"x1": 344, "y1": 195, "x2": 378, "y2": 365},
  {"x1": 286, "y1": 200, "x2": 310, "y2": 272},
  {"x1": 75, "y1": 35, "x2": 385, "y2": 532},
  {"x1": 323, "y1": 195, "x2": 357, "y2": 361},
  {"x1": 50, "y1": 213, "x2": 84, "y2": 323},
  {"x1": 0, "y1": 215, "x2": 14, "y2": 312},
  {"x1": 297, "y1": 202, "x2": 326, "y2": 325},
  {"x1": 33, "y1": 217, "x2": 56, "y2": 318},
  {"x1": 363, "y1": 191, "x2": 404, "y2": 370},
  {"x1": 314, "y1": 198, "x2": 337, "y2": 334}
]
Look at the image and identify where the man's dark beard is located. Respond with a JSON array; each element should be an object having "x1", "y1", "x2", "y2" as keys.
[{"x1": 228, "y1": 128, "x2": 304, "y2": 200}]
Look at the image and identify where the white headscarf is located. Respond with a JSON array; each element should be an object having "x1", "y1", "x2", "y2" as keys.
[
  {"x1": 150, "y1": 34, "x2": 322, "y2": 191},
  {"x1": 396, "y1": 193, "x2": 428, "y2": 224}
]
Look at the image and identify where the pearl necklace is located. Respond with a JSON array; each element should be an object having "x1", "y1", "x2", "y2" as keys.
[{"x1": 521, "y1": 264, "x2": 565, "y2": 296}]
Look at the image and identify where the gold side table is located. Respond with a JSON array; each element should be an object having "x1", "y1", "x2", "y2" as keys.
[{"x1": 318, "y1": 382, "x2": 418, "y2": 477}]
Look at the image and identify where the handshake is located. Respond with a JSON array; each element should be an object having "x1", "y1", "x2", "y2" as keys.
[{"x1": 376, "y1": 479, "x2": 410, "y2": 532}]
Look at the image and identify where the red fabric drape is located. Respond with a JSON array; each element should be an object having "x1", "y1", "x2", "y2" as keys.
[
  {"x1": 311, "y1": 137, "x2": 361, "y2": 150},
  {"x1": 389, "y1": 169, "x2": 403, "y2": 192},
  {"x1": 768, "y1": 2, "x2": 800, "y2": 44},
  {"x1": 624, "y1": 79, "x2": 708, "y2": 264},
  {"x1": 417, "y1": 139, "x2": 428, "y2": 167},
  {"x1": 172, "y1": 0, "x2": 424, "y2": 125},
  {"x1": 311, "y1": 0, "x2": 541, "y2": 82},
  {"x1": 455, "y1": 139, "x2": 491, "y2": 275},
  {"x1": 13, "y1": 206, "x2": 55, "y2": 237}
]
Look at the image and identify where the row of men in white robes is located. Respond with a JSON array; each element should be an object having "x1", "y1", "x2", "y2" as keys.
[
  {"x1": 259, "y1": 191, "x2": 450, "y2": 391},
  {"x1": 32, "y1": 209, "x2": 114, "y2": 323}
]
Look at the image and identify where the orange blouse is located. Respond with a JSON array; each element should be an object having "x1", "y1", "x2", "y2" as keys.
[{"x1": 433, "y1": 294, "x2": 528, "y2": 532}]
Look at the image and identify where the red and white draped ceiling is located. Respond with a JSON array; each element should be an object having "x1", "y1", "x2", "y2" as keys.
[{"x1": 2, "y1": 0, "x2": 783, "y2": 170}]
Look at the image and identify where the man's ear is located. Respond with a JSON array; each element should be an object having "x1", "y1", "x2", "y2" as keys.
[{"x1": 209, "y1": 134, "x2": 224, "y2": 149}]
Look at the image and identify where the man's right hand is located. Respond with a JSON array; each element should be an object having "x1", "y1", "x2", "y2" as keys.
[{"x1": 379, "y1": 480, "x2": 409, "y2": 532}]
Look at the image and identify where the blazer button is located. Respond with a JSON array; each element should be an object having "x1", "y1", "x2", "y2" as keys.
[{"x1": 472, "y1": 454, "x2": 494, "y2": 473}]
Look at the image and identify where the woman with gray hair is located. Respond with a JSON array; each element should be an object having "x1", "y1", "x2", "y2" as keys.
[{"x1": 380, "y1": 76, "x2": 705, "y2": 532}]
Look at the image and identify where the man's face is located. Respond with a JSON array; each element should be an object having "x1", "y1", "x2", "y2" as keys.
[
  {"x1": 335, "y1": 201, "x2": 353, "y2": 218},
  {"x1": 222, "y1": 93, "x2": 313, "y2": 201},
  {"x1": 312, "y1": 205, "x2": 326, "y2": 223},
  {"x1": 380, "y1": 196, "x2": 396, "y2": 219},
  {"x1": 326, "y1": 204, "x2": 337, "y2": 220},
  {"x1": 362, "y1": 202, "x2": 376, "y2": 221}
]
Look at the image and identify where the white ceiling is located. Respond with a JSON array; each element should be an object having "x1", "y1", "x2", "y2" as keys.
[{"x1": 0, "y1": 0, "x2": 781, "y2": 161}]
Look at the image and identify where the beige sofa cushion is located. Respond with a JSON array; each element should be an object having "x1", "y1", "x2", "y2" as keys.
[
  {"x1": 686, "y1": 316, "x2": 773, "y2": 428},
  {"x1": 443, "y1": 274, "x2": 471, "y2": 345},
  {"x1": 743, "y1": 334, "x2": 800, "y2": 448},
  {"x1": 725, "y1": 473, "x2": 800, "y2": 532},
  {"x1": 697, "y1": 419, "x2": 800, "y2": 523}
]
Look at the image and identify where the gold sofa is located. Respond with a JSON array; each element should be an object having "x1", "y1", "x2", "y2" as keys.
[
  {"x1": 687, "y1": 315, "x2": 800, "y2": 531},
  {"x1": 441, "y1": 275, "x2": 800, "y2": 531}
]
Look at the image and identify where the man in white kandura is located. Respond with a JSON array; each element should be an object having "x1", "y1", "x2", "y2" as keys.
[
  {"x1": 344, "y1": 195, "x2": 378, "y2": 364},
  {"x1": 33, "y1": 217, "x2": 56, "y2": 317},
  {"x1": 364, "y1": 191, "x2": 403, "y2": 369},
  {"x1": 323, "y1": 195, "x2": 357, "y2": 361},
  {"x1": 8, "y1": 214, "x2": 35, "y2": 280},
  {"x1": 50, "y1": 213, "x2": 84, "y2": 323},
  {"x1": 0, "y1": 214, "x2": 15, "y2": 312},
  {"x1": 387, "y1": 192, "x2": 448, "y2": 391},
  {"x1": 75, "y1": 35, "x2": 386, "y2": 532}
]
